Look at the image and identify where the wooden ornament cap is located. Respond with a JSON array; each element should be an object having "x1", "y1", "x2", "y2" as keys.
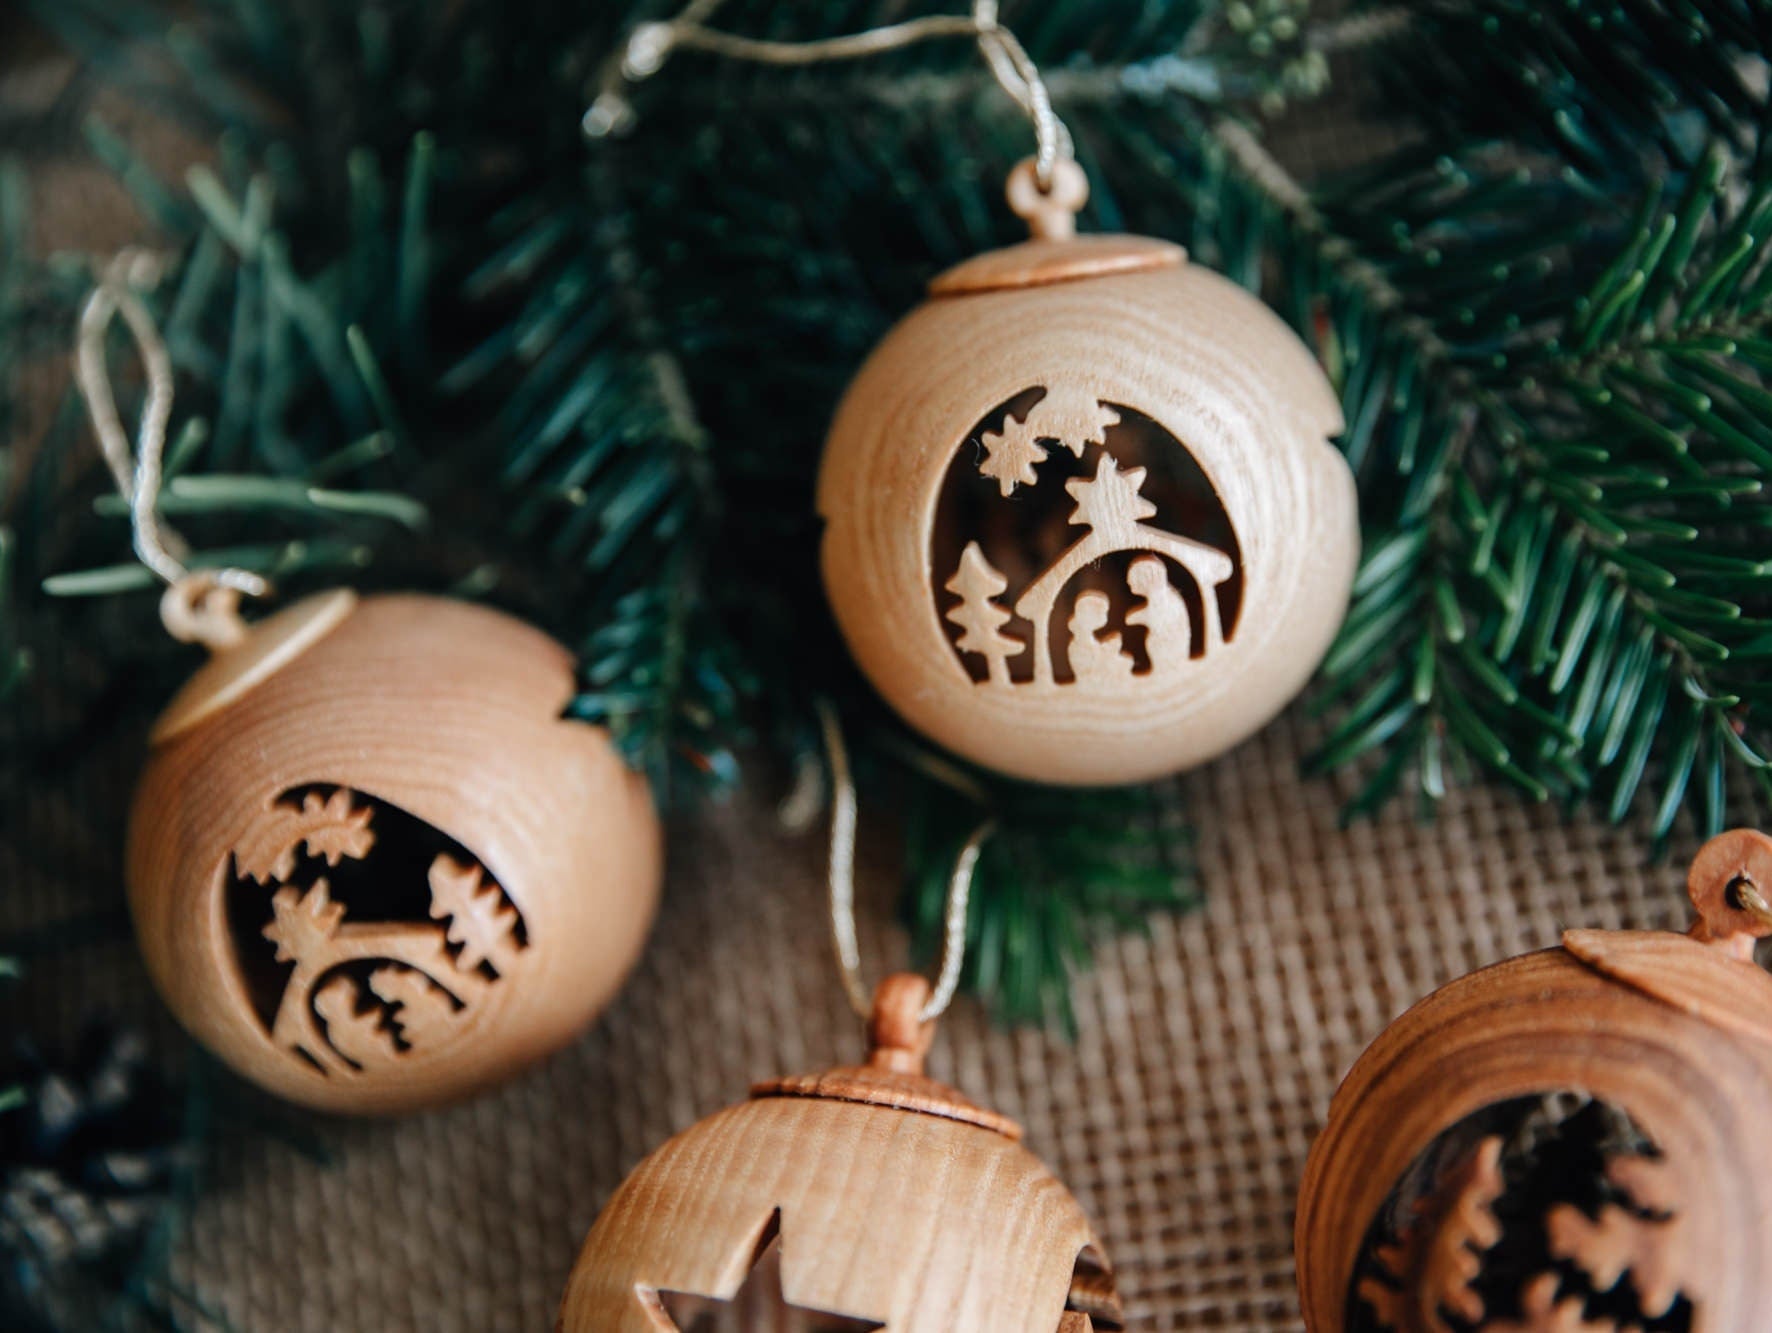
[
  {"x1": 1563, "y1": 827, "x2": 1772, "y2": 1047},
  {"x1": 151, "y1": 589, "x2": 357, "y2": 743},
  {"x1": 933, "y1": 158, "x2": 1182, "y2": 295},
  {"x1": 753, "y1": 974, "x2": 1023, "y2": 1138},
  {"x1": 930, "y1": 234, "x2": 1186, "y2": 296}
]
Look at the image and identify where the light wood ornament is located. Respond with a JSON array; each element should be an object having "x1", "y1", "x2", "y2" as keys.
[
  {"x1": 1295, "y1": 828, "x2": 1772, "y2": 1333},
  {"x1": 127, "y1": 592, "x2": 662, "y2": 1115},
  {"x1": 818, "y1": 159, "x2": 1356, "y2": 786},
  {"x1": 556, "y1": 974, "x2": 1123, "y2": 1333}
]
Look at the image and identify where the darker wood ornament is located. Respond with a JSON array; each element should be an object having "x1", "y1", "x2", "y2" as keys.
[
  {"x1": 1295, "y1": 829, "x2": 1772, "y2": 1333},
  {"x1": 128, "y1": 592, "x2": 663, "y2": 1115}
]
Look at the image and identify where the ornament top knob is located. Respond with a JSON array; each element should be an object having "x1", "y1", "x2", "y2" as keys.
[
  {"x1": 865, "y1": 973, "x2": 937, "y2": 1075},
  {"x1": 1687, "y1": 827, "x2": 1772, "y2": 960},
  {"x1": 1560, "y1": 827, "x2": 1772, "y2": 1047},
  {"x1": 1006, "y1": 155, "x2": 1089, "y2": 241}
]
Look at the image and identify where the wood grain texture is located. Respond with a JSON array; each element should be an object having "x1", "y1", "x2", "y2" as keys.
[
  {"x1": 1295, "y1": 829, "x2": 1772, "y2": 1333},
  {"x1": 929, "y1": 235, "x2": 1184, "y2": 295},
  {"x1": 559, "y1": 974, "x2": 1118, "y2": 1331},
  {"x1": 127, "y1": 593, "x2": 662, "y2": 1115},
  {"x1": 556, "y1": 1092, "x2": 1110, "y2": 1333},
  {"x1": 818, "y1": 242, "x2": 1355, "y2": 786}
]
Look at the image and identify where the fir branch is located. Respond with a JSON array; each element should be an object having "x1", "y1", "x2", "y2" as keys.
[
  {"x1": 1085, "y1": 42, "x2": 1769, "y2": 837},
  {"x1": 1372, "y1": 0, "x2": 1772, "y2": 178},
  {"x1": 896, "y1": 742, "x2": 1197, "y2": 1031},
  {"x1": 22, "y1": 0, "x2": 1771, "y2": 1035},
  {"x1": 451, "y1": 158, "x2": 744, "y2": 798}
]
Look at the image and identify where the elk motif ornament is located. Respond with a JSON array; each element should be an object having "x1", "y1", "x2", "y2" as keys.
[
  {"x1": 127, "y1": 593, "x2": 662, "y2": 1116},
  {"x1": 71, "y1": 255, "x2": 662, "y2": 1117},
  {"x1": 1296, "y1": 828, "x2": 1772, "y2": 1333},
  {"x1": 229, "y1": 786, "x2": 528, "y2": 1077}
]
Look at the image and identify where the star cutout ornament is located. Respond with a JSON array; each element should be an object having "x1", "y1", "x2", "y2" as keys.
[{"x1": 645, "y1": 1220, "x2": 886, "y2": 1332}]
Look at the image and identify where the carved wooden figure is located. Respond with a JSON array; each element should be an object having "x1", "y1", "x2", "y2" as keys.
[
  {"x1": 128, "y1": 592, "x2": 662, "y2": 1115},
  {"x1": 818, "y1": 159, "x2": 1357, "y2": 785},
  {"x1": 556, "y1": 975, "x2": 1123, "y2": 1333},
  {"x1": 1296, "y1": 828, "x2": 1772, "y2": 1333}
]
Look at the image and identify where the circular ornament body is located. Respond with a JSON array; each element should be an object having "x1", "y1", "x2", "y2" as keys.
[
  {"x1": 818, "y1": 237, "x2": 1356, "y2": 786},
  {"x1": 1295, "y1": 830, "x2": 1772, "y2": 1333},
  {"x1": 558, "y1": 979, "x2": 1122, "y2": 1332},
  {"x1": 127, "y1": 592, "x2": 662, "y2": 1115}
]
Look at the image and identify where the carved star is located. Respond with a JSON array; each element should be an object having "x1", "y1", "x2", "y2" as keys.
[
  {"x1": 644, "y1": 1224, "x2": 885, "y2": 1332},
  {"x1": 978, "y1": 412, "x2": 1049, "y2": 495}
]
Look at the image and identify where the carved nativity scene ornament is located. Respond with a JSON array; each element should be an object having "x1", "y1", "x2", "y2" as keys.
[
  {"x1": 127, "y1": 593, "x2": 662, "y2": 1115},
  {"x1": 818, "y1": 159, "x2": 1358, "y2": 786},
  {"x1": 1296, "y1": 828, "x2": 1772, "y2": 1333},
  {"x1": 557, "y1": 975, "x2": 1122, "y2": 1333}
]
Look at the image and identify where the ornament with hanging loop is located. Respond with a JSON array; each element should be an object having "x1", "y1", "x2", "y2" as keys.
[
  {"x1": 72, "y1": 253, "x2": 662, "y2": 1115},
  {"x1": 556, "y1": 703, "x2": 1122, "y2": 1332},
  {"x1": 589, "y1": 0, "x2": 1359, "y2": 786}
]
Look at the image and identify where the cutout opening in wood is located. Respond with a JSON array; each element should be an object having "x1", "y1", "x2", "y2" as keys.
[
  {"x1": 931, "y1": 387, "x2": 1242, "y2": 687},
  {"x1": 223, "y1": 784, "x2": 528, "y2": 1076},
  {"x1": 1066, "y1": 1241, "x2": 1124, "y2": 1330},
  {"x1": 1346, "y1": 1093, "x2": 1693, "y2": 1333},
  {"x1": 652, "y1": 1208, "x2": 885, "y2": 1331}
]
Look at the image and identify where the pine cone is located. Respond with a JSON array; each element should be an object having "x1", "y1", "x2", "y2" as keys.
[{"x1": 0, "y1": 1028, "x2": 192, "y2": 1330}]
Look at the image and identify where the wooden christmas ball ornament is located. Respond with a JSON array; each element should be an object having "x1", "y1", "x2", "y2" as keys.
[
  {"x1": 1295, "y1": 828, "x2": 1772, "y2": 1333},
  {"x1": 127, "y1": 588, "x2": 662, "y2": 1115},
  {"x1": 557, "y1": 974, "x2": 1123, "y2": 1332},
  {"x1": 818, "y1": 159, "x2": 1357, "y2": 786}
]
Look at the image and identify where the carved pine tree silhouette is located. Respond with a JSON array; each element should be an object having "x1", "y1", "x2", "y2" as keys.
[
  {"x1": 1545, "y1": 1154, "x2": 1690, "y2": 1321},
  {"x1": 945, "y1": 541, "x2": 1025, "y2": 684},
  {"x1": 1359, "y1": 1136, "x2": 1505, "y2": 1333},
  {"x1": 313, "y1": 975, "x2": 398, "y2": 1068},
  {"x1": 240, "y1": 787, "x2": 526, "y2": 1076},
  {"x1": 234, "y1": 788, "x2": 375, "y2": 884},
  {"x1": 370, "y1": 967, "x2": 459, "y2": 1048},
  {"x1": 1482, "y1": 1275, "x2": 1622, "y2": 1333}
]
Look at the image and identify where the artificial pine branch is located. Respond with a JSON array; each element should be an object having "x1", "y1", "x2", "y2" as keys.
[
  {"x1": 1285, "y1": 5, "x2": 1771, "y2": 834},
  {"x1": 1068, "y1": 2, "x2": 1770, "y2": 837}
]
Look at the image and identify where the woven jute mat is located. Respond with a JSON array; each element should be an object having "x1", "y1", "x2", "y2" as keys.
[
  {"x1": 5, "y1": 687, "x2": 1708, "y2": 1332},
  {"x1": 159, "y1": 712, "x2": 1708, "y2": 1325},
  {"x1": 0, "y1": 28, "x2": 1723, "y2": 1333}
]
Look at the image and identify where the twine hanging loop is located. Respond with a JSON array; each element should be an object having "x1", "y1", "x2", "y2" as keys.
[{"x1": 74, "y1": 249, "x2": 269, "y2": 651}]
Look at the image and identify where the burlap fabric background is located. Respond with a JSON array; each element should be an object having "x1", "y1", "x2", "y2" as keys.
[{"x1": 0, "y1": 26, "x2": 1724, "y2": 1333}]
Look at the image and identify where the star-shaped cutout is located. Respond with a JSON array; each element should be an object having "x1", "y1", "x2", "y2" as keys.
[{"x1": 641, "y1": 1214, "x2": 885, "y2": 1332}]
